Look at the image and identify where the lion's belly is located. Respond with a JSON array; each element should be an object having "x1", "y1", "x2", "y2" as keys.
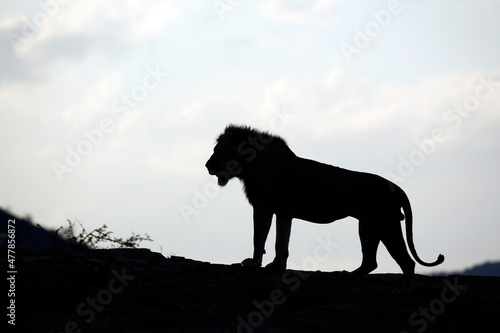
[
  {"x1": 275, "y1": 201, "x2": 351, "y2": 224},
  {"x1": 293, "y1": 210, "x2": 349, "y2": 224},
  {"x1": 276, "y1": 198, "x2": 396, "y2": 224}
]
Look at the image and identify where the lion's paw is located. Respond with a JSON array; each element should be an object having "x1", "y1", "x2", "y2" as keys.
[
  {"x1": 265, "y1": 260, "x2": 286, "y2": 271},
  {"x1": 242, "y1": 258, "x2": 262, "y2": 268}
]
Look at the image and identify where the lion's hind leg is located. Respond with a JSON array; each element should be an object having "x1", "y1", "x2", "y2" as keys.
[
  {"x1": 342, "y1": 220, "x2": 380, "y2": 281},
  {"x1": 380, "y1": 219, "x2": 415, "y2": 294}
]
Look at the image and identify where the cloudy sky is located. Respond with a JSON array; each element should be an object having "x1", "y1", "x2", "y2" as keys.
[{"x1": 1, "y1": 0, "x2": 499, "y2": 274}]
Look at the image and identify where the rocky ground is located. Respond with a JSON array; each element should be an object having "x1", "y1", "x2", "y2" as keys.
[{"x1": 8, "y1": 248, "x2": 500, "y2": 332}]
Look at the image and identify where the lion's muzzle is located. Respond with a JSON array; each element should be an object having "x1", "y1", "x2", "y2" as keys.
[
  {"x1": 205, "y1": 159, "x2": 217, "y2": 176},
  {"x1": 205, "y1": 159, "x2": 230, "y2": 186}
]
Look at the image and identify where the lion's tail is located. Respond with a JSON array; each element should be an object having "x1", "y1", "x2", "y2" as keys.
[{"x1": 398, "y1": 186, "x2": 445, "y2": 267}]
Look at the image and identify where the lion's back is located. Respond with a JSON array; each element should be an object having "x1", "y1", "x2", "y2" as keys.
[{"x1": 269, "y1": 156, "x2": 401, "y2": 221}]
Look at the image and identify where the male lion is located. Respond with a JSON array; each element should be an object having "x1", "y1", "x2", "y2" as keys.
[{"x1": 205, "y1": 125, "x2": 444, "y2": 293}]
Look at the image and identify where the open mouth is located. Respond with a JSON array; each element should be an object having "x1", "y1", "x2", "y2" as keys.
[
  {"x1": 217, "y1": 176, "x2": 229, "y2": 186},
  {"x1": 207, "y1": 168, "x2": 228, "y2": 186}
]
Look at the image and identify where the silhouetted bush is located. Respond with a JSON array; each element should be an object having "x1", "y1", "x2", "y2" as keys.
[
  {"x1": 59, "y1": 219, "x2": 153, "y2": 249},
  {"x1": 1, "y1": 207, "x2": 153, "y2": 250}
]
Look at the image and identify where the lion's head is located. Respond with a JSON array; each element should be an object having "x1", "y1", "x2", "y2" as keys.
[
  {"x1": 205, "y1": 125, "x2": 287, "y2": 186},
  {"x1": 205, "y1": 136, "x2": 243, "y2": 186}
]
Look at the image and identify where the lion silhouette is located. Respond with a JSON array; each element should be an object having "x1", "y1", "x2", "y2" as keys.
[{"x1": 205, "y1": 125, "x2": 444, "y2": 293}]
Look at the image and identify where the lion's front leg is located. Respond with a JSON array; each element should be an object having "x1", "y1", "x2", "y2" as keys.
[
  {"x1": 266, "y1": 215, "x2": 292, "y2": 270},
  {"x1": 242, "y1": 207, "x2": 273, "y2": 268}
]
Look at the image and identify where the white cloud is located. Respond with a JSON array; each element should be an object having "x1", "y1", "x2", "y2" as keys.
[
  {"x1": 1, "y1": 0, "x2": 180, "y2": 69},
  {"x1": 61, "y1": 72, "x2": 124, "y2": 127},
  {"x1": 146, "y1": 140, "x2": 211, "y2": 177},
  {"x1": 259, "y1": 68, "x2": 500, "y2": 144},
  {"x1": 54, "y1": 0, "x2": 180, "y2": 43},
  {"x1": 258, "y1": 0, "x2": 341, "y2": 23},
  {"x1": 257, "y1": 31, "x2": 319, "y2": 52},
  {"x1": 0, "y1": 14, "x2": 24, "y2": 32},
  {"x1": 164, "y1": 100, "x2": 205, "y2": 128}
]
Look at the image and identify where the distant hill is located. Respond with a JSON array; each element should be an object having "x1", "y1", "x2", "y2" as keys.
[
  {"x1": 1, "y1": 208, "x2": 79, "y2": 250},
  {"x1": 434, "y1": 261, "x2": 500, "y2": 277}
]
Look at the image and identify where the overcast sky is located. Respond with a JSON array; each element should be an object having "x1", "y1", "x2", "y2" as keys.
[{"x1": 1, "y1": 0, "x2": 499, "y2": 274}]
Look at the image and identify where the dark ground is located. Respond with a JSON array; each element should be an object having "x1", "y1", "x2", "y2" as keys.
[{"x1": 5, "y1": 248, "x2": 500, "y2": 333}]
